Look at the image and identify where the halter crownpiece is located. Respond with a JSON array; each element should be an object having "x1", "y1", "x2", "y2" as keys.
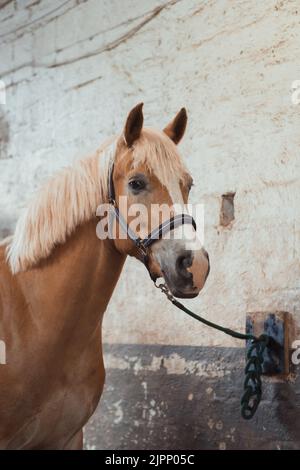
[{"x1": 107, "y1": 161, "x2": 196, "y2": 267}]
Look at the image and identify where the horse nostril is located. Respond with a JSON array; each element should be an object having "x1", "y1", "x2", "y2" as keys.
[{"x1": 176, "y1": 253, "x2": 193, "y2": 279}]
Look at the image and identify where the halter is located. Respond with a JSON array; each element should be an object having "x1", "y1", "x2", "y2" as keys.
[{"x1": 107, "y1": 161, "x2": 196, "y2": 273}]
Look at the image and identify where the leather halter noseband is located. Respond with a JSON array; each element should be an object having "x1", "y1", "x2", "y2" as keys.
[{"x1": 107, "y1": 161, "x2": 196, "y2": 272}]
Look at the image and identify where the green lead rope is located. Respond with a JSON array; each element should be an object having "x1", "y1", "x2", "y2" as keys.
[{"x1": 156, "y1": 282, "x2": 270, "y2": 420}]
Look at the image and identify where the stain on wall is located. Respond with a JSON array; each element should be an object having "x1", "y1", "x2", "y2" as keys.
[{"x1": 220, "y1": 193, "x2": 235, "y2": 228}]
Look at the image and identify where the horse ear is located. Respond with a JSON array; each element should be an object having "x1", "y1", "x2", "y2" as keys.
[
  {"x1": 124, "y1": 103, "x2": 144, "y2": 147},
  {"x1": 163, "y1": 108, "x2": 187, "y2": 144}
]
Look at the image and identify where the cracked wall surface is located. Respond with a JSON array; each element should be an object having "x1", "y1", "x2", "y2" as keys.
[{"x1": 0, "y1": 0, "x2": 300, "y2": 449}]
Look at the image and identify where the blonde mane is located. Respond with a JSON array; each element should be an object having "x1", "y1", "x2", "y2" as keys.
[{"x1": 7, "y1": 129, "x2": 190, "y2": 274}]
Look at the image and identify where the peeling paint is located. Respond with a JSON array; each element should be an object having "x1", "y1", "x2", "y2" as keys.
[
  {"x1": 141, "y1": 381, "x2": 148, "y2": 401},
  {"x1": 216, "y1": 421, "x2": 223, "y2": 431},
  {"x1": 105, "y1": 352, "x2": 231, "y2": 378},
  {"x1": 207, "y1": 419, "x2": 214, "y2": 430},
  {"x1": 113, "y1": 400, "x2": 123, "y2": 424}
]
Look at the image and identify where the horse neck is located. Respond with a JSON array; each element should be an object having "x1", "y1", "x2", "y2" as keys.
[{"x1": 18, "y1": 219, "x2": 126, "y2": 342}]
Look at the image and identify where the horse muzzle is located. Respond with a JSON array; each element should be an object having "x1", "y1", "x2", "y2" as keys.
[{"x1": 150, "y1": 244, "x2": 210, "y2": 299}]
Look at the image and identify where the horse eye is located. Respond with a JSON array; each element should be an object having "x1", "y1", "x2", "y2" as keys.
[{"x1": 128, "y1": 179, "x2": 146, "y2": 192}]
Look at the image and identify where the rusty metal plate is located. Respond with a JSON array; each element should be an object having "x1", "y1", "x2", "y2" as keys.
[{"x1": 246, "y1": 312, "x2": 289, "y2": 376}]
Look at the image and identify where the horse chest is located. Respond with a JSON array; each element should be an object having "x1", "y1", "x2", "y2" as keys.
[{"x1": 1, "y1": 336, "x2": 104, "y2": 449}]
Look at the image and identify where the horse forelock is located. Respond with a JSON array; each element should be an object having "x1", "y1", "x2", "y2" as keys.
[{"x1": 130, "y1": 128, "x2": 190, "y2": 203}]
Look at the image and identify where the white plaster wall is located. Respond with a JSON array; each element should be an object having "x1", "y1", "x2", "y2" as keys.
[{"x1": 0, "y1": 0, "x2": 299, "y2": 348}]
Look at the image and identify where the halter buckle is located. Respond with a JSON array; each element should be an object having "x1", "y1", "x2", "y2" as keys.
[
  {"x1": 136, "y1": 239, "x2": 148, "y2": 257},
  {"x1": 155, "y1": 280, "x2": 175, "y2": 302}
]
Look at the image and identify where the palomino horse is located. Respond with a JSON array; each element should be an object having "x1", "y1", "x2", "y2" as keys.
[{"x1": 0, "y1": 104, "x2": 209, "y2": 449}]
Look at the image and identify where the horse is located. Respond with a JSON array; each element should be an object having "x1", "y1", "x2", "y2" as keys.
[{"x1": 0, "y1": 103, "x2": 210, "y2": 449}]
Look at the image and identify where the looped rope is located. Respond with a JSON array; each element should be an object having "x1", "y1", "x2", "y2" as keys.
[{"x1": 155, "y1": 282, "x2": 271, "y2": 420}]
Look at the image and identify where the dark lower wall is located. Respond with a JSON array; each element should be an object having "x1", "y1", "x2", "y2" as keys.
[{"x1": 84, "y1": 344, "x2": 300, "y2": 450}]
